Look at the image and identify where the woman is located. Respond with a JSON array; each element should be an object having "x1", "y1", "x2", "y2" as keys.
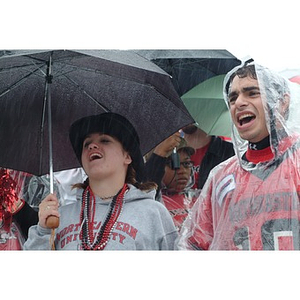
[
  {"x1": 24, "y1": 112, "x2": 178, "y2": 250},
  {"x1": 161, "y1": 139, "x2": 199, "y2": 232}
]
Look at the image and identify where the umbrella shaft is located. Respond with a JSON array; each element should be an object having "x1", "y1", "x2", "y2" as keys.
[
  {"x1": 47, "y1": 54, "x2": 54, "y2": 194},
  {"x1": 47, "y1": 83, "x2": 54, "y2": 194}
]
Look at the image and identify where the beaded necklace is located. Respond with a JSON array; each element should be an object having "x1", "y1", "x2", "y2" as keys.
[{"x1": 80, "y1": 184, "x2": 128, "y2": 250}]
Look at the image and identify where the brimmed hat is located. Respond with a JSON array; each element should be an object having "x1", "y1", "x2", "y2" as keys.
[{"x1": 69, "y1": 112, "x2": 145, "y2": 182}]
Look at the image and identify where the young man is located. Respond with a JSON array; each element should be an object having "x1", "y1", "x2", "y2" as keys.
[
  {"x1": 177, "y1": 62, "x2": 300, "y2": 250},
  {"x1": 144, "y1": 125, "x2": 234, "y2": 198},
  {"x1": 182, "y1": 124, "x2": 234, "y2": 190}
]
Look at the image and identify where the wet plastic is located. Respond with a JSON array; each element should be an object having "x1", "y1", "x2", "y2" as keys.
[
  {"x1": 177, "y1": 61, "x2": 300, "y2": 250},
  {"x1": 0, "y1": 169, "x2": 28, "y2": 250}
]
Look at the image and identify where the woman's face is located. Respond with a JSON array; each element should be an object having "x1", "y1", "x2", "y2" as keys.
[
  {"x1": 162, "y1": 150, "x2": 193, "y2": 192},
  {"x1": 81, "y1": 133, "x2": 132, "y2": 180}
]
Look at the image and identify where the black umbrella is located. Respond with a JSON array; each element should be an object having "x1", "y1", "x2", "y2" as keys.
[
  {"x1": 0, "y1": 49, "x2": 194, "y2": 192},
  {"x1": 133, "y1": 49, "x2": 241, "y2": 96}
]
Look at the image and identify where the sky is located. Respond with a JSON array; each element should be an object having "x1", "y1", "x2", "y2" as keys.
[{"x1": 2, "y1": 0, "x2": 299, "y2": 74}]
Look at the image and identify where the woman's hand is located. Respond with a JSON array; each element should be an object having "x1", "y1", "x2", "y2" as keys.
[{"x1": 38, "y1": 194, "x2": 60, "y2": 229}]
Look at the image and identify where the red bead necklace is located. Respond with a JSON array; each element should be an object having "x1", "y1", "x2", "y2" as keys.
[{"x1": 80, "y1": 184, "x2": 128, "y2": 250}]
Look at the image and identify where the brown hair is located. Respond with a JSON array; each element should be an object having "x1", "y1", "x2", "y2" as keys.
[
  {"x1": 73, "y1": 165, "x2": 157, "y2": 192},
  {"x1": 225, "y1": 64, "x2": 257, "y2": 95},
  {"x1": 225, "y1": 63, "x2": 290, "y2": 120}
]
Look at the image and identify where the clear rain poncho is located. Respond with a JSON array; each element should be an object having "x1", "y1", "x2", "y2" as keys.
[{"x1": 177, "y1": 61, "x2": 300, "y2": 250}]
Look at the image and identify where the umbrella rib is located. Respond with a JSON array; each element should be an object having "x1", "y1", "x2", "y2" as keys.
[
  {"x1": 0, "y1": 62, "x2": 43, "y2": 73},
  {"x1": 0, "y1": 66, "x2": 44, "y2": 98},
  {"x1": 208, "y1": 108, "x2": 227, "y2": 135},
  {"x1": 62, "y1": 74, "x2": 110, "y2": 112},
  {"x1": 51, "y1": 60, "x2": 177, "y2": 104},
  {"x1": 59, "y1": 66, "x2": 186, "y2": 115}
]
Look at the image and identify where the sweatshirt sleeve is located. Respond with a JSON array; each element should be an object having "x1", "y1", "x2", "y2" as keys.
[{"x1": 23, "y1": 224, "x2": 53, "y2": 250}]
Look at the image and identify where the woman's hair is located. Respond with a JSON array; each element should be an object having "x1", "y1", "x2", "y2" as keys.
[{"x1": 73, "y1": 164, "x2": 157, "y2": 192}]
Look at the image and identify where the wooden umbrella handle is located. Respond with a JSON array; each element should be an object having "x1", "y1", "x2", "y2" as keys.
[{"x1": 46, "y1": 215, "x2": 60, "y2": 229}]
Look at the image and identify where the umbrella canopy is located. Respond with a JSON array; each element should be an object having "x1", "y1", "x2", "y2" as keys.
[
  {"x1": 0, "y1": 49, "x2": 194, "y2": 176},
  {"x1": 181, "y1": 74, "x2": 232, "y2": 137},
  {"x1": 133, "y1": 49, "x2": 241, "y2": 96}
]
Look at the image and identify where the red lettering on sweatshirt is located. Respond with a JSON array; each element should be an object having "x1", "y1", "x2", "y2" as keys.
[
  {"x1": 57, "y1": 221, "x2": 139, "y2": 249},
  {"x1": 111, "y1": 232, "x2": 126, "y2": 244},
  {"x1": 115, "y1": 221, "x2": 137, "y2": 239}
]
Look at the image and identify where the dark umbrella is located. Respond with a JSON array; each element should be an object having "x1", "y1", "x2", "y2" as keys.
[
  {"x1": 0, "y1": 49, "x2": 194, "y2": 192},
  {"x1": 133, "y1": 49, "x2": 241, "y2": 96}
]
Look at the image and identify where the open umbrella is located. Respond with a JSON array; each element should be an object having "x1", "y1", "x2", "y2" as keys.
[
  {"x1": 134, "y1": 49, "x2": 241, "y2": 96},
  {"x1": 181, "y1": 74, "x2": 232, "y2": 137},
  {"x1": 0, "y1": 49, "x2": 194, "y2": 192}
]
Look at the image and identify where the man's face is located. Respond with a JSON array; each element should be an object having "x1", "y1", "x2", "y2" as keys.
[{"x1": 228, "y1": 75, "x2": 269, "y2": 143}]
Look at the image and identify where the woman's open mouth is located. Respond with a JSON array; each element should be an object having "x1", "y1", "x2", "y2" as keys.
[{"x1": 89, "y1": 152, "x2": 103, "y2": 161}]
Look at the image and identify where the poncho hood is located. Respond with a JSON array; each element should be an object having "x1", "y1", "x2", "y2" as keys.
[{"x1": 223, "y1": 60, "x2": 300, "y2": 171}]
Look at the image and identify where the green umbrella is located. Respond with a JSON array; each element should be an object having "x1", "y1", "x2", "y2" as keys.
[{"x1": 181, "y1": 74, "x2": 232, "y2": 137}]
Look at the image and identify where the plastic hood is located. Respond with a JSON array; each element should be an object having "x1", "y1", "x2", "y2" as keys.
[{"x1": 223, "y1": 61, "x2": 300, "y2": 171}]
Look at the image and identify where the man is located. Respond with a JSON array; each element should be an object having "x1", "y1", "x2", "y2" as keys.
[
  {"x1": 144, "y1": 132, "x2": 181, "y2": 197},
  {"x1": 145, "y1": 124, "x2": 234, "y2": 197},
  {"x1": 177, "y1": 62, "x2": 300, "y2": 250},
  {"x1": 182, "y1": 124, "x2": 234, "y2": 190}
]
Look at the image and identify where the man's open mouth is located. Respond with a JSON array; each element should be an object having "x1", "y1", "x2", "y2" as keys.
[{"x1": 238, "y1": 113, "x2": 256, "y2": 126}]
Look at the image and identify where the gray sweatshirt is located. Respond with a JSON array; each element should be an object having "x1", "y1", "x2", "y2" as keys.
[{"x1": 24, "y1": 184, "x2": 178, "y2": 250}]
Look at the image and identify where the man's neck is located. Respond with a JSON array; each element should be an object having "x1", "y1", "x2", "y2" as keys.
[
  {"x1": 248, "y1": 136, "x2": 270, "y2": 150},
  {"x1": 184, "y1": 128, "x2": 212, "y2": 149}
]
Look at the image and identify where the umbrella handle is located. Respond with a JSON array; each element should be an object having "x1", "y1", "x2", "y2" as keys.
[{"x1": 46, "y1": 215, "x2": 60, "y2": 228}]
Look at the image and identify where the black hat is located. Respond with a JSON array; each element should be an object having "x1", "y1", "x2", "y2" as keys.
[{"x1": 69, "y1": 112, "x2": 145, "y2": 182}]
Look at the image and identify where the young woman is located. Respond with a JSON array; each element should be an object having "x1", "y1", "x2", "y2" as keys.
[
  {"x1": 24, "y1": 112, "x2": 178, "y2": 250},
  {"x1": 160, "y1": 139, "x2": 199, "y2": 232}
]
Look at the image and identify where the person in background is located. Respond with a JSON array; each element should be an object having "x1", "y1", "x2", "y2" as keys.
[
  {"x1": 23, "y1": 168, "x2": 87, "y2": 210},
  {"x1": 144, "y1": 132, "x2": 181, "y2": 198},
  {"x1": 24, "y1": 112, "x2": 178, "y2": 250},
  {"x1": 145, "y1": 123, "x2": 234, "y2": 199},
  {"x1": 0, "y1": 169, "x2": 38, "y2": 250},
  {"x1": 161, "y1": 138, "x2": 199, "y2": 232},
  {"x1": 182, "y1": 124, "x2": 235, "y2": 190},
  {"x1": 177, "y1": 61, "x2": 300, "y2": 250}
]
